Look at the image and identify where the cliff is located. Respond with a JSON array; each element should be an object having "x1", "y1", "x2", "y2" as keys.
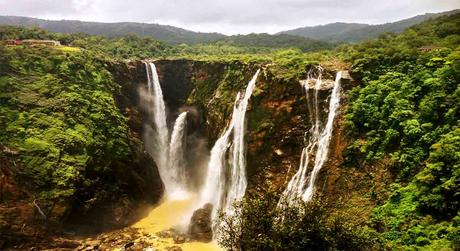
[{"x1": 150, "y1": 59, "x2": 359, "y2": 203}]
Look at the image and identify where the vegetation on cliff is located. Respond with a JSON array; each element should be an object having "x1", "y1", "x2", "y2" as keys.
[
  {"x1": 0, "y1": 44, "x2": 148, "y2": 218},
  {"x1": 343, "y1": 13, "x2": 460, "y2": 250}
]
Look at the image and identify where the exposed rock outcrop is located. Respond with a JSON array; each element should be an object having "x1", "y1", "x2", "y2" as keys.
[{"x1": 189, "y1": 203, "x2": 213, "y2": 242}]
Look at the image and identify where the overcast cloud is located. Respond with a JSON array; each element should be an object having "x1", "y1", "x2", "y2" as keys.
[{"x1": 0, "y1": 0, "x2": 459, "y2": 35}]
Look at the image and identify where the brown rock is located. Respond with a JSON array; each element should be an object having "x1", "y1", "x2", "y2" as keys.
[
  {"x1": 173, "y1": 235, "x2": 186, "y2": 244},
  {"x1": 188, "y1": 203, "x2": 213, "y2": 242}
]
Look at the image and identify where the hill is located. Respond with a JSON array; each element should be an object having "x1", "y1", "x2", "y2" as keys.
[
  {"x1": 0, "y1": 16, "x2": 225, "y2": 45},
  {"x1": 1, "y1": 9, "x2": 458, "y2": 48},
  {"x1": 278, "y1": 9, "x2": 460, "y2": 42}
]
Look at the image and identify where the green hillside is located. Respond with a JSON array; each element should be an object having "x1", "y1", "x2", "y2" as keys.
[
  {"x1": 0, "y1": 16, "x2": 226, "y2": 45},
  {"x1": 279, "y1": 9, "x2": 460, "y2": 42}
]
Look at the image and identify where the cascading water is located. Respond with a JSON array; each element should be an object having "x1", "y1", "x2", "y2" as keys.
[
  {"x1": 145, "y1": 62, "x2": 170, "y2": 182},
  {"x1": 144, "y1": 62, "x2": 188, "y2": 199},
  {"x1": 279, "y1": 69, "x2": 342, "y2": 205},
  {"x1": 168, "y1": 111, "x2": 188, "y2": 198},
  {"x1": 199, "y1": 69, "x2": 260, "y2": 234}
]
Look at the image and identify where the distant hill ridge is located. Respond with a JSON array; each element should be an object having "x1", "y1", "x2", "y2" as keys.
[
  {"x1": 0, "y1": 9, "x2": 458, "y2": 45},
  {"x1": 0, "y1": 16, "x2": 226, "y2": 45},
  {"x1": 277, "y1": 9, "x2": 460, "y2": 42}
]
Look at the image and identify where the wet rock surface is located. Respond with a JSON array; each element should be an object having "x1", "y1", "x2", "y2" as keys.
[
  {"x1": 76, "y1": 227, "x2": 155, "y2": 250},
  {"x1": 74, "y1": 225, "x2": 210, "y2": 250},
  {"x1": 189, "y1": 203, "x2": 213, "y2": 242},
  {"x1": 157, "y1": 228, "x2": 190, "y2": 244},
  {"x1": 0, "y1": 220, "x2": 211, "y2": 251}
]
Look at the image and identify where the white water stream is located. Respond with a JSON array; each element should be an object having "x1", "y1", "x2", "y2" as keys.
[
  {"x1": 145, "y1": 62, "x2": 188, "y2": 199},
  {"x1": 280, "y1": 70, "x2": 342, "y2": 205},
  {"x1": 199, "y1": 70, "x2": 260, "y2": 234},
  {"x1": 168, "y1": 111, "x2": 189, "y2": 198}
]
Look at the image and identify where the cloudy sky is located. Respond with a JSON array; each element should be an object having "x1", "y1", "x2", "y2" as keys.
[{"x1": 0, "y1": 0, "x2": 459, "y2": 35}]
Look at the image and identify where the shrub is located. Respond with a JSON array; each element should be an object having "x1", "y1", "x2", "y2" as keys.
[{"x1": 217, "y1": 193, "x2": 382, "y2": 251}]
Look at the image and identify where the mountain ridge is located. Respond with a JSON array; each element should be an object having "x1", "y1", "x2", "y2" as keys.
[
  {"x1": 277, "y1": 9, "x2": 460, "y2": 42},
  {"x1": 0, "y1": 9, "x2": 458, "y2": 45},
  {"x1": 0, "y1": 15, "x2": 226, "y2": 45}
]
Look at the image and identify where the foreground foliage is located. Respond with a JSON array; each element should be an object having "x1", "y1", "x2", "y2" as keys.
[{"x1": 217, "y1": 194, "x2": 382, "y2": 251}]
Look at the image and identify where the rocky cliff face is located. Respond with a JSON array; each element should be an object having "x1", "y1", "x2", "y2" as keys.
[
  {"x1": 150, "y1": 59, "x2": 356, "y2": 201},
  {"x1": 97, "y1": 58, "x2": 377, "y2": 230}
]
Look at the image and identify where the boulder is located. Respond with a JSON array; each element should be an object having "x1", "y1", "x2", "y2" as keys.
[{"x1": 188, "y1": 203, "x2": 213, "y2": 242}]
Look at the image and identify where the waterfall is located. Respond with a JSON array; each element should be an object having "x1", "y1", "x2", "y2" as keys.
[
  {"x1": 168, "y1": 111, "x2": 188, "y2": 198},
  {"x1": 144, "y1": 62, "x2": 188, "y2": 199},
  {"x1": 199, "y1": 69, "x2": 260, "y2": 233},
  {"x1": 145, "y1": 62, "x2": 169, "y2": 183},
  {"x1": 279, "y1": 70, "x2": 342, "y2": 205}
]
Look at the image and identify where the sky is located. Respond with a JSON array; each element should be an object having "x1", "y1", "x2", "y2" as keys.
[{"x1": 0, "y1": 0, "x2": 459, "y2": 35}]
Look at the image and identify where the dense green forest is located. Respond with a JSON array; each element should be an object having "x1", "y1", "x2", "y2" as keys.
[
  {"x1": 341, "y1": 13, "x2": 460, "y2": 250},
  {"x1": 0, "y1": 10, "x2": 459, "y2": 251}
]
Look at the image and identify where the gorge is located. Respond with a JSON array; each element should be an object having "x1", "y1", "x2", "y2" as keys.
[
  {"x1": 130, "y1": 59, "x2": 350, "y2": 248},
  {"x1": 140, "y1": 62, "x2": 264, "y2": 242},
  {"x1": 0, "y1": 11, "x2": 459, "y2": 251}
]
